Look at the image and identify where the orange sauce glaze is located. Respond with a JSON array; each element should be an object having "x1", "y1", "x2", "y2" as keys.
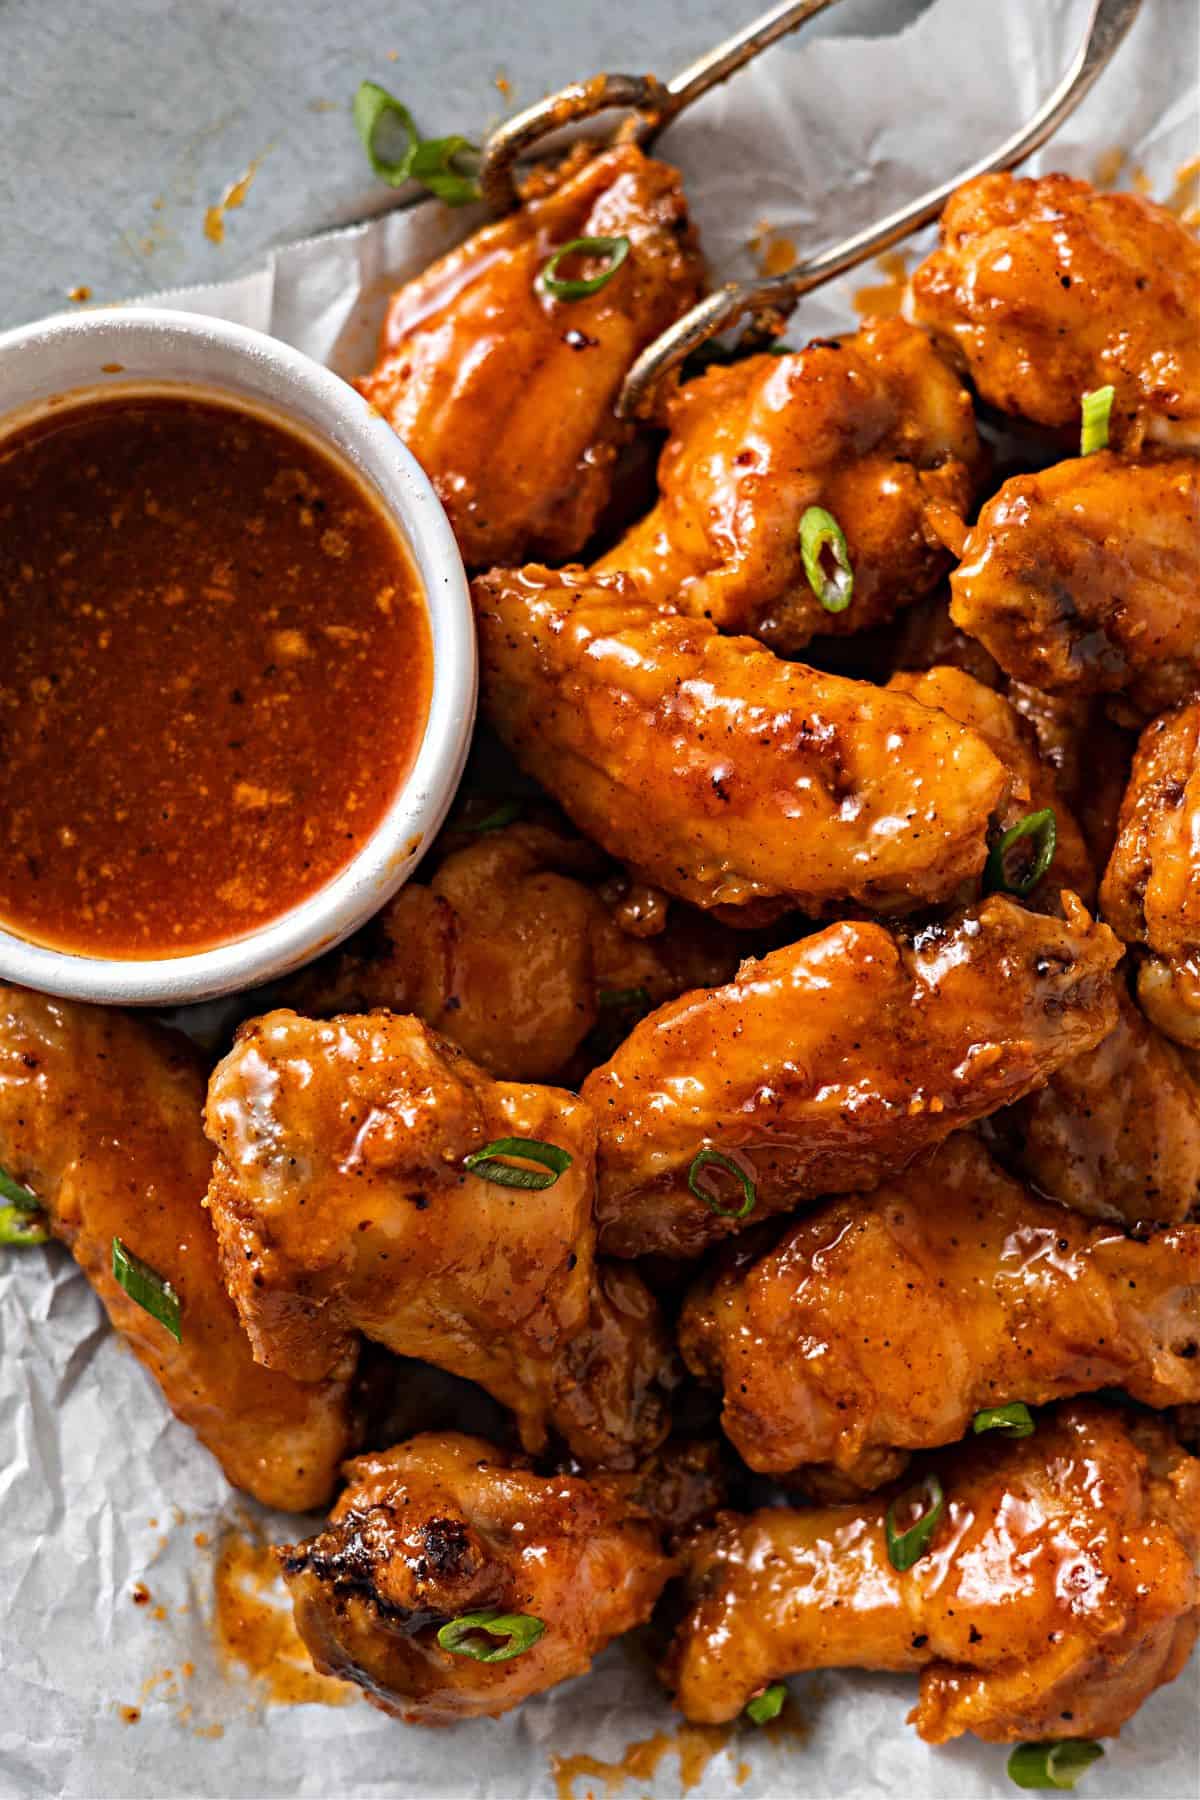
[{"x1": 0, "y1": 392, "x2": 430, "y2": 958}]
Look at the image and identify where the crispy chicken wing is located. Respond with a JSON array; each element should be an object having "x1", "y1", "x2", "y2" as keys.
[
  {"x1": 204, "y1": 1010, "x2": 673, "y2": 1466},
  {"x1": 1101, "y1": 701, "x2": 1200, "y2": 1046},
  {"x1": 664, "y1": 1404, "x2": 1200, "y2": 1742},
  {"x1": 993, "y1": 986, "x2": 1200, "y2": 1226},
  {"x1": 281, "y1": 821, "x2": 740, "y2": 1084},
  {"x1": 0, "y1": 985, "x2": 353, "y2": 1511},
  {"x1": 591, "y1": 318, "x2": 980, "y2": 651},
  {"x1": 680, "y1": 1136, "x2": 1200, "y2": 1486},
  {"x1": 476, "y1": 565, "x2": 1010, "y2": 921},
  {"x1": 909, "y1": 172, "x2": 1200, "y2": 447},
  {"x1": 279, "y1": 1433, "x2": 675, "y2": 1723},
  {"x1": 584, "y1": 893, "x2": 1121, "y2": 1259},
  {"x1": 357, "y1": 145, "x2": 703, "y2": 568},
  {"x1": 886, "y1": 665, "x2": 1094, "y2": 904},
  {"x1": 949, "y1": 454, "x2": 1200, "y2": 715}
]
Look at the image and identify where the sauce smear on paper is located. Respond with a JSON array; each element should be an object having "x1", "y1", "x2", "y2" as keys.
[{"x1": 0, "y1": 392, "x2": 430, "y2": 958}]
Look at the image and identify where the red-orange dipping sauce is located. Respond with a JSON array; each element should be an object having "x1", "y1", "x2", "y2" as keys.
[{"x1": 0, "y1": 391, "x2": 431, "y2": 958}]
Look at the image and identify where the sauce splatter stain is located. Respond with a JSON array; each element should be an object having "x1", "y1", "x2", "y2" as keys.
[
  {"x1": 552, "y1": 1721, "x2": 736, "y2": 1799},
  {"x1": 1164, "y1": 154, "x2": 1200, "y2": 229},
  {"x1": 213, "y1": 1527, "x2": 355, "y2": 1708},
  {"x1": 204, "y1": 157, "x2": 263, "y2": 245},
  {"x1": 495, "y1": 73, "x2": 512, "y2": 96},
  {"x1": 1093, "y1": 146, "x2": 1127, "y2": 189},
  {"x1": 67, "y1": 285, "x2": 92, "y2": 304},
  {"x1": 131, "y1": 1582, "x2": 151, "y2": 1607},
  {"x1": 853, "y1": 249, "x2": 911, "y2": 317},
  {"x1": 748, "y1": 219, "x2": 797, "y2": 277},
  {"x1": 118, "y1": 1705, "x2": 141, "y2": 1725}
]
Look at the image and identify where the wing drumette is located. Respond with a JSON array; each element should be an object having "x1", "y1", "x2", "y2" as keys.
[
  {"x1": 358, "y1": 144, "x2": 703, "y2": 567},
  {"x1": 585, "y1": 893, "x2": 1120, "y2": 1259},
  {"x1": 0, "y1": 985, "x2": 353, "y2": 1511},
  {"x1": 204, "y1": 1010, "x2": 674, "y2": 1467},
  {"x1": 591, "y1": 317, "x2": 981, "y2": 651},
  {"x1": 665, "y1": 1404, "x2": 1200, "y2": 1743},
  {"x1": 475, "y1": 565, "x2": 1010, "y2": 922},
  {"x1": 680, "y1": 1136, "x2": 1200, "y2": 1488},
  {"x1": 909, "y1": 172, "x2": 1200, "y2": 448}
]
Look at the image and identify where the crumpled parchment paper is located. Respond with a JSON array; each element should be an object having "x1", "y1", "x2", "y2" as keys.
[{"x1": 2, "y1": 1, "x2": 1198, "y2": 1795}]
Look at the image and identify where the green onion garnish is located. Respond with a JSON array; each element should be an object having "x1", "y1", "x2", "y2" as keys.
[
  {"x1": 0, "y1": 1206, "x2": 50, "y2": 1247},
  {"x1": 0, "y1": 1167, "x2": 41, "y2": 1210},
  {"x1": 471, "y1": 800, "x2": 523, "y2": 834},
  {"x1": 973, "y1": 1402, "x2": 1035, "y2": 1438},
  {"x1": 463, "y1": 1137, "x2": 572, "y2": 1190},
  {"x1": 1007, "y1": 1740, "x2": 1104, "y2": 1791},
  {"x1": 744, "y1": 1683, "x2": 787, "y2": 1725},
  {"x1": 436, "y1": 1610, "x2": 546, "y2": 1662},
  {"x1": 687, "y1": 1147, "x2": 756, "y2": 1220},
  {"x1": 111, "y1": 1236, "x2": 182, "y2": 1341},
  {"x1": 885, "y1": 1473, "x2": 945, "y2": 1572},
  {"x1": 539, "y1": 235, "x2": 630, "y2": 301},
  {"x1": 597, "y1": 986, "x2": 651, "y2": 1009},
  {"x1": 984, "y1": 809, "x2": 1057, "y2": 898},
  {"x1": 799, "y1": 506, "x2": 854, "y2": 613},
  {"x1": 353, "y1": 81, "x2": 481, "y2": 205},
  {"x1": 1080, "y1": 385, "x2": 1115, "y2": 456}
]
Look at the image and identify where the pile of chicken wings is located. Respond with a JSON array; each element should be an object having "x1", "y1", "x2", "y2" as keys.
[{"x1": 5, "y1": 143, "x2": 1200, "y2": 1773}]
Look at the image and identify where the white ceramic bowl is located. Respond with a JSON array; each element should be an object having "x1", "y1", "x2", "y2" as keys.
[{"x1": 0, "y1": 307, "x2": 476, "y2": 1005}]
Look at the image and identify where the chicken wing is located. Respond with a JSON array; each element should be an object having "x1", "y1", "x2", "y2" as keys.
[
  {"x1": 909, "y1": 172, "x2": 1200, "y2": 447},
  {"x1": 591, "y1": 317, "x2": 981, "y2": 651},
  {"x1": 585, "y1": 893, "x2": 1121, "y2": 1259},
  {"x1": 992, "y1": 986, "x2": 1200, "y2": 1226},
  {"x1": 1101, "y1": 701, "x2": 1200, "y2": 1046},
  {"x1": 680, "y1": 1135, "x2": 1200, "y2": 1486},
  {"x1": 664, "y1": 1404, "x2": 1200, "y2": 1743},
  {"x1": 357, "y1": 144, "x2": 703, "y2": 568},
  {"x1": 476, "y1": 565, "x2": 1010, "y2": 921},
  {"x1": 886, "y1": 665, "x2": 1094, "y2": 904},
  {"x1": 0, "y1": 985, "x2": 353, "y2": 1511},
  {"x1": 949, "y1": 454, "x2": 1200, "y2": 715},
  {"x1": 204, "y1": 1009, "x2": 674, "y2": 1466},
  {"x1": 281, "y1": 820, "x2": 740, "y2": 1084},
  {"x1": 278, "y1": 1433, "x2": 676, "y2": 1723}
]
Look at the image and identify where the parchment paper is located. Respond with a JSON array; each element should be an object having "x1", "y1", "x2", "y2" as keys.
[{"x1": 2, "y1": 2, "x2": 1198, "y2": 1796}]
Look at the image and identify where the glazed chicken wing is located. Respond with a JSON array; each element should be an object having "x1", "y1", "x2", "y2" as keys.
[
  {"x1": 204, "y1": 1010, "x2": 673, "y2": 1466},
  {"x1": 476, "y1": 565, "x2": 1010, "y2": 921},
  {"x1": 282, "y1": 820, "x2": 740, "y2": 1084},
  {"x1": 592, "y1": 317, "x2": 981, "y2": 651},
  {"x1": 665, "y1": 1404, "x2": 1200, "y2": 1743},
  {"x1": 950, "y1": 454, "x2": 1200, "y2": 716},
  {"x1": 1101, "y1": 701, "x2": 1200, "y2": 1046},
  {"x1": 357, "y1": 144, "x2": 703, "y2": 568},
  {"x1": 909, "y1": 172, "x2": 1200, "y2": 447},
  {"x1": 585, "y1": 893, "x2": 1121, "y2": 1259},
  {"x1": 279, "y1": 1433, "x2": 675, "y2": 1724},
  {"x1": 680, "y1": 1136, "x2": 1200, "y2": 1487},
  {"x1": 0, "y1": 986, "x2": 353, "y2": 1511}
]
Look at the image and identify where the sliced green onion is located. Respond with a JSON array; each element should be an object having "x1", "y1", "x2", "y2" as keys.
[
  {"x1": 353, "y1": 82, "x2": 480, "y2": 204},
  {"x1": 984, "y1": 809, "x2": 1057, "y2": 898},
  {"x1": 744, "y1": 1682, "x2": 787, "y2": 1725},
  {"x1": 885, "y1": 1472, "x2": 945, "y2": 1572},
  {"x1": 597, "y1": 986, "x2": 650, "y2": 1009},
  {"x1": 1080, "y1": 385, "x2": 1115, "y2": 456},
  {"x1": 539, "y1": 235, "x2": 630, "y2": 301},
  {"x1": 687, "y1": 1148, "x2": 756, "y2": 1220},
  {"x1": 111, "y1": 1236, "x2": 181, "y2": 1342},
  {"x1": 471, "y1": 800, "x2": 523, "y2": 834},
  {"x1": 799, "y1": 506, "x2": 854, "y2": 613},
  {"x1": 974, "y1": 1402, "x2": 1035, "y2": 1438},
  {"x1": 0, "y1": 1167, "x2": 41, "y2": 1211},
  {"x1": 463, "y1": 1137, "x2": 572, "y2": 1190},
  {"x1": 436, "y1": 1610, "x2": 545, "y2": 1662},
  {"x1": 0, "y1": 1206, "x2": 50, "y2": 1247},
  {"x1": 1007, "y1": 1740, "x2": 1104, "y2": 1791}
]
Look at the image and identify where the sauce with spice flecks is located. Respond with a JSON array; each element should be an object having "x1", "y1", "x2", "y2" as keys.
[
  {"x1": 213, "y1": 1528, "x2": 355, "y2": 1707},
  {"x1": 0, "y1": 391, "x2": 430, "y2": 958}
]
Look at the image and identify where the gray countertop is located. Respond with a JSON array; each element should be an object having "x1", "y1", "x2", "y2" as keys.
[{"x1": 1, "y1": 0, "x2": 929, "y2": 329}]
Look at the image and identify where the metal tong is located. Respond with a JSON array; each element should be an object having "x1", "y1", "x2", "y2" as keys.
[{"x1": 476, "y1": 0, "x2": 1143, "y2": 419}]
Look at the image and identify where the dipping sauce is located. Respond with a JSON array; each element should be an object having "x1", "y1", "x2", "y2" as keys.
[{"x1": 0, "y1": 391, "x2": 431, "y2": 958}]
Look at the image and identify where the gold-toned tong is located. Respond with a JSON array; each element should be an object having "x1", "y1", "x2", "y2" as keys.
[
  {"x1": 615, "y1": 0, "x2": 1143, "y2": 416},
  {"x1": 478, "y1": 0, "x2": 848, "y2": 215}
]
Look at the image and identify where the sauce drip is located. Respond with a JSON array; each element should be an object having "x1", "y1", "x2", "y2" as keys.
[
  {"x1": 0, "y1": 392, "x2": 430, "y2": 958},
  {"x1": 213, "y1": 1527, "x2": 355, "y2": 1707}
]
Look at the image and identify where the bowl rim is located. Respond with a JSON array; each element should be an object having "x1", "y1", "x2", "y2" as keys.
[{"x1": 0, "y1": 305, "x2": 476, "y2": 1006}]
